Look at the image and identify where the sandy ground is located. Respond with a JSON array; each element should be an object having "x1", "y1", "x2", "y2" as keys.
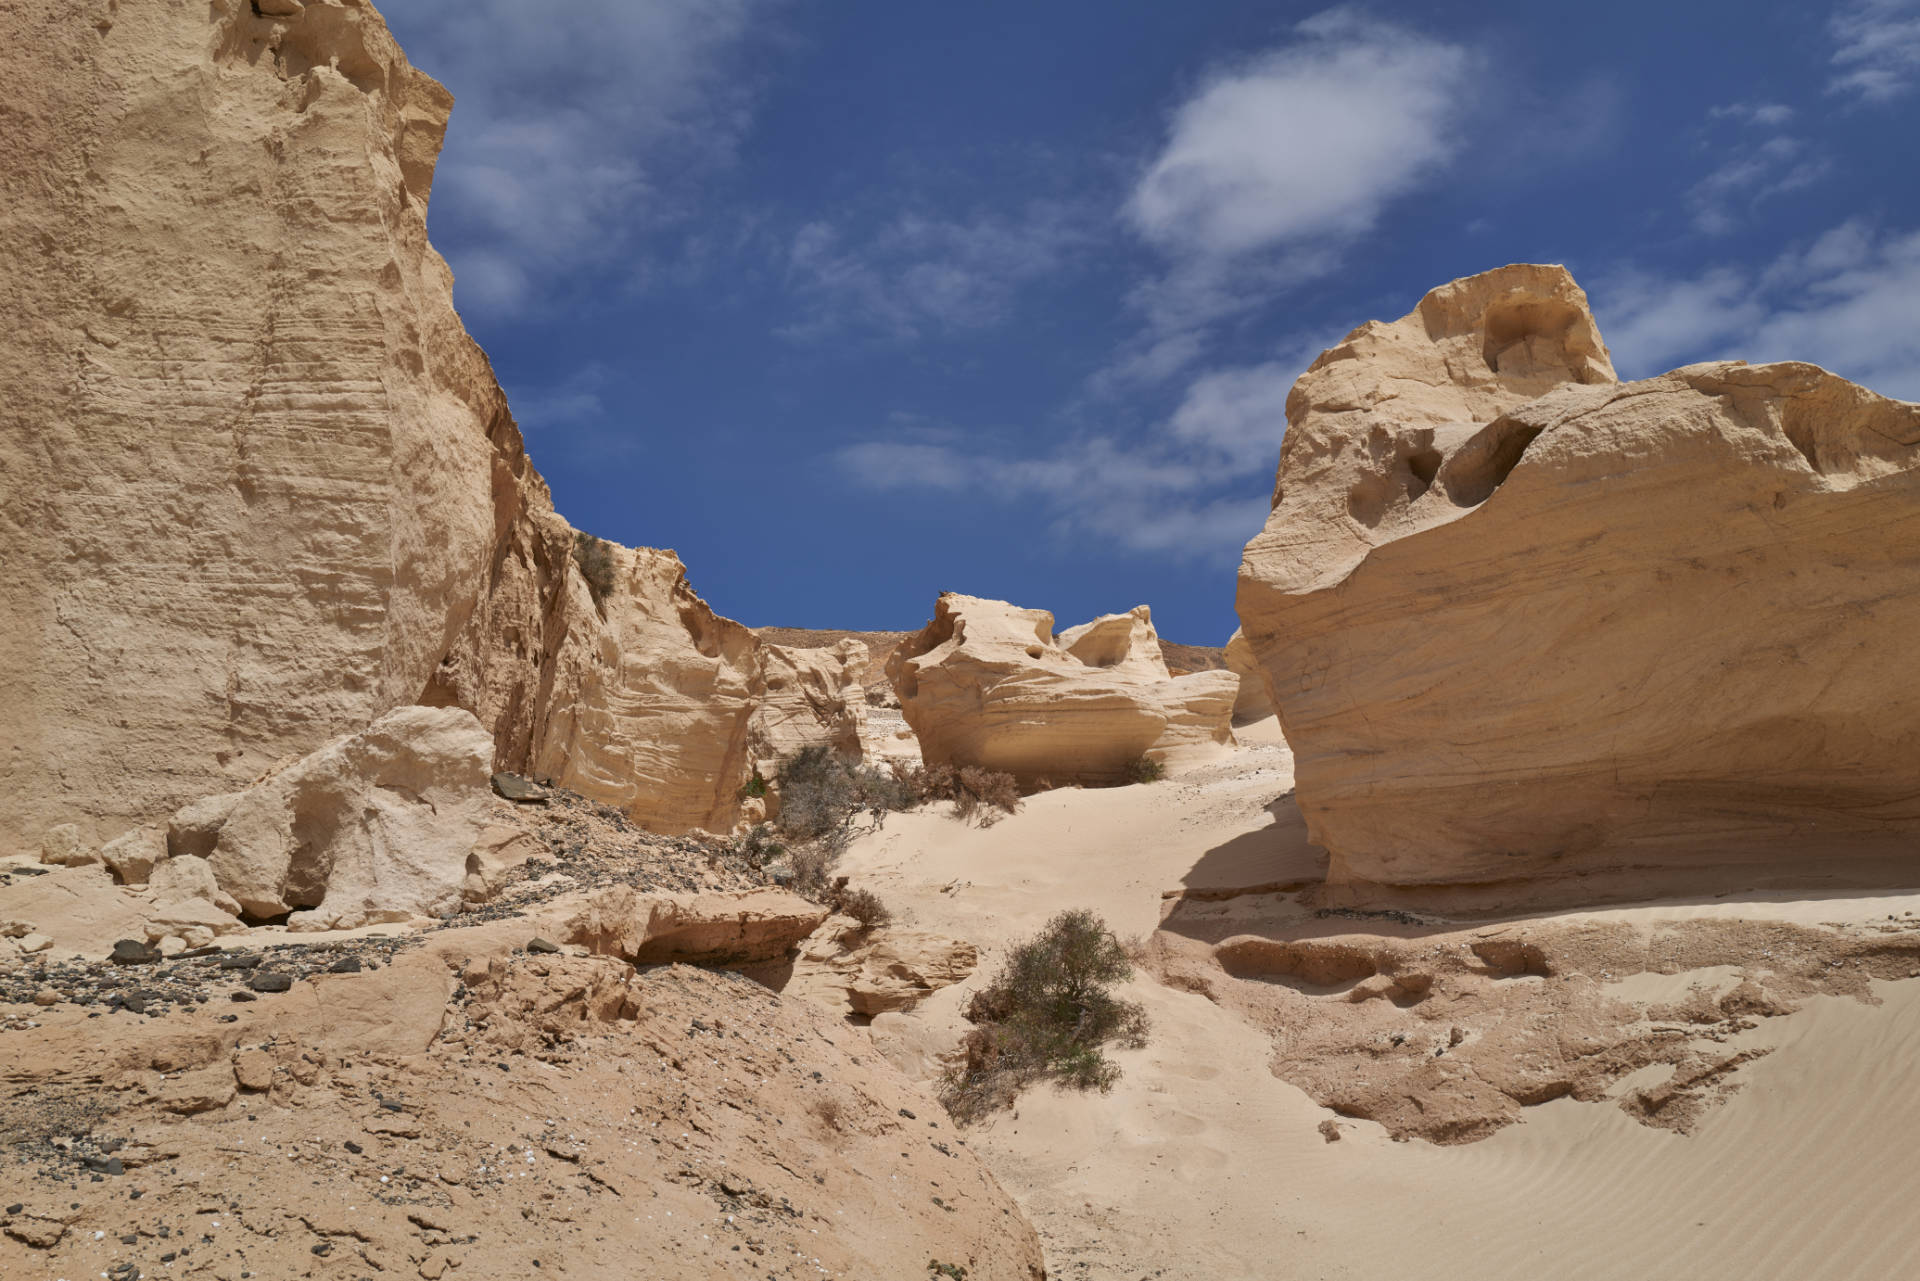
[{"x1": 838, "y1": 719, "x2": 1920, "y2": 1280}]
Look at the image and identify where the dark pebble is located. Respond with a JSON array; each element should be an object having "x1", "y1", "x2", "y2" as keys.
[
  {"x1": 217, "y1": 955, "x2": 261, "y2": 971},
  {"x1": 110, "y1": 940, "x2": 161, "y2": 966},
  {"x1": 311, "y1": 1242, "x2": 332, "y2": 1256},
  {"x1": 527, "y1": 937, "x2": 561, "y2": 954},
  {"x1": 344, "y1": 1141, "x2": 363, "y2": 1155},
  {"x1": 379, "y1": 1099, "x2": 404, "y2": 1113},
  {"x1": 247, "y1": 972, "x2": 293, "y2": 994},
  {"x1": 5, "y1": 1202, "x2": 22, "y2": 1214},
  {"x1": 327, "y1": 957, "x2": 362, "y2": 974},
  {"x1": 229, "y1": 992, "x2": 255, "y2": 1003}
]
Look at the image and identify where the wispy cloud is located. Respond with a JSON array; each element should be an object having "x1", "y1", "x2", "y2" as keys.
[
  {"x1": 1101, "y1": 7, "x2": 1476, "y2": 389},
  {"x1": 776, "y1": 203, "x2": 1090, "y2": 342},
  {"x1": 1686, "y1": 135, "x2": 1831, "y2": 236},
  {"x1": 1596, "y1": 220, "x2": 1920, "y2": 399},
  {"x1": 388, "y1": 0, "x2": 779, "y2": 314},
  {"x1": 1829, "y1": 0, "x2": 1920, "y2": 103}
]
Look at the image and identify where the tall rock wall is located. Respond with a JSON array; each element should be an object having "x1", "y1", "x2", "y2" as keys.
[
  {"x1": 0, "y1": 0, "x2": 858, "y2": 852},
  {"x1": 1237, "y1": 263, "x2": 1920, "y2": 891}
]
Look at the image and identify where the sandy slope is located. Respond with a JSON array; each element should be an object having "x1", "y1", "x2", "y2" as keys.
[{"x1": 837, "y1": 721, "x2": 1920, "y2": 1280}]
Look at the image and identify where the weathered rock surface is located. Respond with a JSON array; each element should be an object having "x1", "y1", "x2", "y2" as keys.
[
  {"x1": 1237, "y1": 262, "x2": 1920, "y2": 889},
  {"x1": 173, "y1": 705, "x2": 498, "y2": 929},
  {"x1": 0, "y1": 0, "x2": 863, "y2": 856},
  {"x1": 788, "y1": 916, "x2": 979, "y2": 1016},
  {"x1": 552, "y1": 886, "x2": 829, "y2": 967},
  {"x1": 888, "y1": 594, "x2": 1237, "y2": 783},
  {"x1": 1224, "y1": 628, "x2": 1275, "y2": 723}
]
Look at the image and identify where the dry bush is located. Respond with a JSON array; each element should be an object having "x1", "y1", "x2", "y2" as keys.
[
  {"x1": 1122, "y1": 755, "x2": 1165, "y2": 785},
  {"x1": 811, "y1": 1095, "x2": 846, "y2": 1131},
  {"x1": 835, "y1": 886, "x2": 893, "y2": 931},
  {"x1": 892, "y1": 762, "x2": 1021, "y2": 826},
  {"x1": 940, "y1": 909, "x2": 1148, "y2": 1122},
  {"x1": 571, "y1": 531, "x2": 617, "y2": 608}
]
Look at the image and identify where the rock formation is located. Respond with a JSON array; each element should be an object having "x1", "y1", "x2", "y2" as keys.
[
  {"x1": 789, "y1": 917, "x2": 979, "y2": 1015},
  {"x1": 1224, "y1": 628, "x2": 1275, "y2": 723},
  {"x1": 888, "y1": 594, "x2": 1237, "y2": 783},
  {"x1": 0, "y1": 0, "x2": 862, "y2": 856},
  {"x1": 1237, "y1": 263, "x2": 1920, "y2": 890},
  {"x1": 165, "y1": 705, "x2": 512, "y2": 930}
]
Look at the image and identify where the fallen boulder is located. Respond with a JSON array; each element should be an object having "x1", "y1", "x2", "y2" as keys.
[
  {"x1": 552, "y1": 887, "x2": 829, "y2": 967},
  {"x1": 887, "y1": 594, "x2": 1236, "y2": 784},
  {"x1": 171, "y1": 706, "x2": 499, "y2": 929},
  {"x1": 1237, "y1": 262, "x2": 1920, "y2": 890},
  {"x1": 788, "y1": 917, "x2": 978, "y2": 1016}
]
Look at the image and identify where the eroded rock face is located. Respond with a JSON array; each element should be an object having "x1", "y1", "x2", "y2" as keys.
[
  {"x1": 1224, "y1": 628, "x2": 1274, "y2": 723},
  {"x1": 0, "y1": 0, "x2": 863, "y2": 853},
  {"x1": 548, "y1": 886, "x2": 830, "y2": 967},
  {"x1": 1237, "y1": 263, "x2": 1920, "y2": 890},
  {"x1": 174, "y1": 705, "x2": 498, "y2": 929},
  {"x1": 888, "y1": 594, "x2": 1237, "y2": 784}
]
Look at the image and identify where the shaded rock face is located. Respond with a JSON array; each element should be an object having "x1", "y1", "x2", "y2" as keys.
[
  {"x1": 1237, "y1": 263, "x2": 1920, "y2": 890},
  {"x1": 1224, "y1": 628, "x2": 1275, "y2": 724},
  {"x1": 888, "y1": 594, "x2": 1237, "y2": 784},
  {"x1": 0, "y1": 0, "x2": 861, "y2": 853}
]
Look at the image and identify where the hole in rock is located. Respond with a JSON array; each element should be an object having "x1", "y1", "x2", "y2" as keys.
[{"x1": 1440, "y1": 414, "x2": 1545, "y2": 508}]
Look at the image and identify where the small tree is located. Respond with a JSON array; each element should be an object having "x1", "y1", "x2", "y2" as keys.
[
  {"x1": 942, "y1": 909, "x2": 1148, "y2": 1121},
  {"x1": 572, "y1": 531, "x2": 617, "y2": 608}
]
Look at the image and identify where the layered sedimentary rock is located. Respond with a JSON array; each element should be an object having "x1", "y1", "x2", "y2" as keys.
[
  {"x1": 1237, "y1": 263, "x2": 1920, "y2": 889},
  {"x1": 888, "y1": 595, "x2": 1237, "y2": 783},
  {"x1": 0, "y1": 0, "x2": 860, "y2": 854}
]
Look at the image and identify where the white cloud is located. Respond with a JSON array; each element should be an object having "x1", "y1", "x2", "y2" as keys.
[
  {"x1": 777, "y1": 204, "x2": 1089, "y2": 342},
  {"x1": 382, "y1": 0, "x2": 776, "y2": 313},
  {"x1": 1829, "y1": 0, "x2": 1920, "y2": 102},
  {"x1": 1126, "y1": 8, "x2": 1473, "y2": 260},
  {"x1": 1595, "y1": 221, "x2": 1920, "y2": 399},
  {"x1": 1093, "y1": 8, "x2": 1474, "y2": 393}
]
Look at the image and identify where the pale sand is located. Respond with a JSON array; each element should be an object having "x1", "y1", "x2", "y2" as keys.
[{"x1": 840, "y1": 720, "x2": 1920, "y2": 1280}]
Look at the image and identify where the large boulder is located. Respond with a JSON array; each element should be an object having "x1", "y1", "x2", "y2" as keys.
[
  {"x1": 1237, "y1": 263, "x2": 1920, "y2": 890},
  {"x1": 0, "y1": 0, "x2": 863, "y2": 853},
  {"x1": 887, "y1": 594, "x2": 1237, "y2": 784},
  {"x1": 168, "y1": 705, "x2": 498, "y2": 929}
]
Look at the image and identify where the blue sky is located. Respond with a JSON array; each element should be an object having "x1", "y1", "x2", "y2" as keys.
[{"x1": 378, "y1": 0, "x2": 1920, "y2": 643}]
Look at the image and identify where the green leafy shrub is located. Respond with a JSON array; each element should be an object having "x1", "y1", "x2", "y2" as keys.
[
  {"x1": 1122, "y1": 755, "x2": 1165, "y2": 785},
  {"x1": 940, "y1": 909, "x2": 1148, "y2": 1121},
  {"x1": 572, "y1": 531, "x2": 617, "y2": 607}
]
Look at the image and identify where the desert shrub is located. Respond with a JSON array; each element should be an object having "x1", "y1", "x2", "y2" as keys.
[
  {"x1": 777, "y1": 746, "x2": 912, "y2": 848},
  {"x1": 940, "y1": 909, "x2": 1148, "y2": 1122},
  {"x1": 835, "y1": 885, "x2": 893, "y2": 931},
  {"x1": 892, "y1": 761, "x2": 1021, "y2": 826},
  {"x1": 734, "y1": 823, "x2": 786, "y2": 868},
  {"x1": 572, "y1": 531, "x2": 617, "y2": 607},
  {"x1": 1122, "y1": 755, "x2": 1165, "y2": 785},
  {"x1": 739, "y1": 770, "x2": 770, "y2": 800}
]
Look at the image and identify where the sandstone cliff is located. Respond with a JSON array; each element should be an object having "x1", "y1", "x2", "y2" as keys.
[
  {"x1": 0, "y1": 0, "x2": 859, "y2": 853},
  {"x1": 888, "y1": 594, "x2": 1237, "y2": 784},
  {"x1": 1237, "y1": 263, "x2": 1920, "y2": 890}
]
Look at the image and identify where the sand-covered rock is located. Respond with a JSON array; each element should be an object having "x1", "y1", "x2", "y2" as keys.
[
  {"x1": 0, "y1": 0, "x2": 864, "y2": 856},
  {"x1": 789, "y1": 917, "x2": 979, "y2": 1015},
  {"x1": 553, "y1": 886, "x2": 830, "y2": 966},
  {"x1": 888, "y1": 594, "x2": 1237, "y2": 783},
  {"x1": 172, "y1": 705, "x2": 497, "y2": 929},
  {"x1": 1237, "y1": 263, "x2": 1920, "y2": 889}
]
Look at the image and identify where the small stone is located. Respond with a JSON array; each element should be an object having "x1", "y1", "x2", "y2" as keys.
[
  {"x1": 247, "y1": 971, "x2": 293, "y2": 994},
  {"x1": 327, "y1": 956, "x2": 362, "y2": 974},
  {"x1": 344, "y1": 1140, "x2": 364, "y2": 1155},
  {"x1": 217, "y1": 954, "x2": 262, "y2": 971},
  {"x1": 229, "y1": 990, "x2": 256, "y2": 1003},
  {"x1": 490, "y1": 772, "x2": 547, "y2": 803},
  {"x1": 31, "y1": 989, "x2": 59, "y2": 1007},
  {"x1": 18, "y1": 933, "x2": 52, "y2": 955},
  {"x1": 110, "y1": 939, "x2": 161, "y2": 966},
  {"x1": 526, "y1": 937, "x2": 561, "y2": 955},
  {"x1": 233, "y1": 1049, "x2": 275, "y2": 1092}
]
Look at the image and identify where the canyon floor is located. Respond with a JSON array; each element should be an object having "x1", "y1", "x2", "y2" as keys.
[
  {"x1": 842, "y1": 719, "x2": 1920, "y2": 1280},
  {"x1": 9, "y1": 724, "x2": 1920, "y2": 1280}
]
